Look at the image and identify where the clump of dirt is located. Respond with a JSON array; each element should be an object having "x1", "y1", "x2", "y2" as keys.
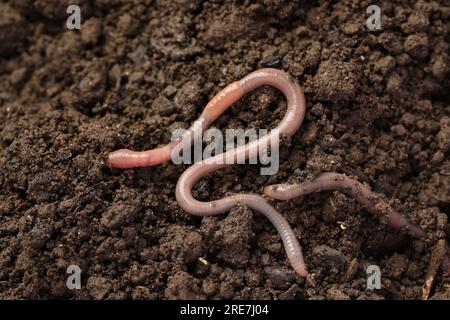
[
  {"x1": 0, "y1": 3, "x2": 28, "y2": 56},
  {"x1": 0, "y1": 0, "x2": 449, "y2": 300}
]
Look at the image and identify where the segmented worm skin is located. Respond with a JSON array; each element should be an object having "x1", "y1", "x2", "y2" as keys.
[
  {"x1": 108, "y1": 68, "x2": 309, "y2": 277},
  {"x1": 264, "y1": 172, "x2": 426, "y2": 238}
]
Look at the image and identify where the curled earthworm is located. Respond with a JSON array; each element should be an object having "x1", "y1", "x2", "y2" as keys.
[
  {"x1": 107, "y1": 68, "x2": 424, "y2": 278},
  {"x1": 264, "y1": 172, "x2": 426, "y2": 238},
  {"x1": 109, "y1": 69, "x2": 309, "y2": 277}
]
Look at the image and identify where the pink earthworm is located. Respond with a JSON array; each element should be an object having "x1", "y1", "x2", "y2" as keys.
[
  {"x1": 109, "y1": 68, "x2": 309, "y2": 277},
  {"x1": 107, "y1": 68, "x2": 424, "y2": 278},
  {"x1": 263, "y1": 172, "x2": 426, "y2": 238}
]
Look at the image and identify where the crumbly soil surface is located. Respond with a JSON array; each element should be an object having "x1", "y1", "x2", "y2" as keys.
[{"x1": 0, "y1": 0, "x2": 449, "y2": 300}]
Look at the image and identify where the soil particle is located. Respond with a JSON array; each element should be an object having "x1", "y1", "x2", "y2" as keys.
[
  {"x1": 415, "y1": 207, "x2": 447, "y2": 234},
  {"x1": 299, "y1": 122, "x2": 319, "y2": 145},
  {"x1": 0, "y1": 3, "x2": 27, "y2": 57},
  {"x1": 401, "y1": 11, "x2": 430, "y2": 34},
  {"x1": 124, "y1": 262, "x2": 154, "y2": 286},
  {"x1": 200, "y1": 7, "x2": 266, "y2": 50},
  {"x1": 284, "y1": 41, "x2": 321, "y2": 77},
  {"x1": 326, "y1": 287, "x2": 351, "y2": 300},
  {"x1": 375, "y1": 56, "x2": 396, "y2": 75},
  {"x1": 384, "y1": 254, "x2": 409, "y2": 280},
  {"x1": 363, "y1": 232, "x2": 409, "y2": 258},
  {"x1": 131, "y1": 286, "x2": 158, "y2": 300},
  {"x1": 27, "y1": 171, "x2": 68, "y2": 203},
  {"x1": 386, "y1": 73, "x2": 403, "y2": 95},
  {"x1": 86, "y1": 276, "x2": 112, "y2": 300},
  {"x1": 81, "y1": 18, "x2": 103, "y2": 46},
  {"x1": 165, "y1": 271, "x2": 205, "y2": 300},
  {"x1": 9, "y1": 67, "x2": 29, "y2": 88},
  {"x1": 431, "y1": 55, "x2": 449, "y2": 80},
  {"x1": 173, "y1": 82, "x2": 206, "y2": 121},
  {"x1": 436, "y1": 116, "x2": 450, "y2": 152},
  {"x1": 405, "y1": 261, "x2": 423, "y2": 280},
  {"x1": 23, "y1": 223, "x2": 54, "y2": 251},
  {"x1": 202, "y1": 278, "x2": 216, "y2": 296},
  {"x1": 159, "y1": 226, "x2": 203, "y2": 264},
  {"x1": 244, "y1": 269, "x2": 261, "y2": 287},
  {"x1": 100, "y1": 204, "x2": 138, "y2": 230},
  {"x1": 278, "y1": 284, "x2": 302, "y2": 300},
  {"x1": 219, "y1": 281, "x2": 234, "y2": 299},
  {"x1": 430, "y1": 291, "x2": 450, "y2": 300},
  {"x1": 312, "y1": 245, "x2": 347, "y2": 271},
  {"x1": 117, "y1": 13, "x2": 140, "y2": 37},
  {"x1": 202, "y1": 205, "x2": 253, "y2": 269},
  {"x1": 77, "y1": 70, "x2": 108, "y2": 110},
  {"x1": 345, "y1": 258, "x2": 359, "y2": 281},
  {"x1": 305, "y1": 146, "x2": 342, "y2": 174},
  {"x1": 390, "y1": 124, "x2": 407, "y2": 137},
  {"x1": 263, "y1": 266, "x2": 296, "y2": 291},
  {"x1": 378, "y1": 32, "x2": 404, "y2": 55},
  {"x1": 404, "y1": 33, "x2": 429, "y2": 60},
  {"x1": 313, "y1": 60, "x2": 359, "y2": 102}
]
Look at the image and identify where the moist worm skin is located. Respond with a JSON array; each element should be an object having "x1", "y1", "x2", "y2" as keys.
[{"x1": 263, "y1": 172, "x2": 426, "y2": 238}]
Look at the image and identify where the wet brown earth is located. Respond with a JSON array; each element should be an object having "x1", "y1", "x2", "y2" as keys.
[{"x1": 0, "y1": 0, "x2": 449, "y2": 299}]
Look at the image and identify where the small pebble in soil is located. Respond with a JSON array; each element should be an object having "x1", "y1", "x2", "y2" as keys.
[
  {"x1": 312, "y1": 245, "x2": 347, "y2": 271},
  {"x1": 278, "y1": 284, "x2": 301, "y2": 300},
  {"x1": 404, "y1": 33, "x2": 429, "y2": 60},
  {"x1": 264, "y1": 266, "x2": 296, "y2": 290},
  {"x1": 345, "y1": 258, "x2": 359, "y2": 281},
  {"x1": 261, "y1": 56, "x2": 283, "y2": 69}
]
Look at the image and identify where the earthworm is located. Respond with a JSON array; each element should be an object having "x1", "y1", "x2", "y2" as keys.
[
  {"x1": 109, "y1": 68, "x2": 309, "y2": 277},
  {"x1": 263, "y1": 173, "x2": 426, "y2": 238},
  {"x1": 107, "y1": 68, "x2": 423, "y2": 277}
]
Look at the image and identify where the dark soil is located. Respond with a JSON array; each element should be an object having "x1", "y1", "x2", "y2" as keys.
[{"x1": 0, "y1": 0, "x2": 449, "y2": 300}]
